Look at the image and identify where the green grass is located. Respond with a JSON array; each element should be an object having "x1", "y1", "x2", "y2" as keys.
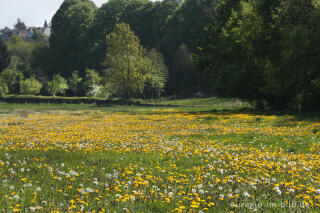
[{"x1": 0, "y1": 98, "x2": 319, "y2": 212}]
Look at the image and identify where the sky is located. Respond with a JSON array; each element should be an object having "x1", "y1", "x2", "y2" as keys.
[{"x1": 0, "y1": 0, "x2": 109, "y2": 29}]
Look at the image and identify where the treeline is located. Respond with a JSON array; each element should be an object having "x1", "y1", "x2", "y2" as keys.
[
  {"x1": 193, "y1": 0, "x2": 320, "y2": 110},
  {"x1": 1, "y1": 0, "x2": 320, "y2": 110}
]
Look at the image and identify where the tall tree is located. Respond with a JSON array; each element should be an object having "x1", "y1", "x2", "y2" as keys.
[
  {"x1": 85, "y1": 0, "x2": 152, "y2": 71},
  {"x1": 50, "y1": 0, "x2": 97, "y2": 77},
  {"x1": 103, "y1": 23, "x2": 148, "y2": 97},
  {"x1": 145, "y1": 49, "x2": 168, "y2": 100},
  {"x1": 0, "y1": 40, "x2": 10, "y2": 72},
  {"x1": 44, "y1": 20, "x2": 49, "y2": 28},
  {"x1": 6, "y1": 35, "x2": 35, "y2": 76},
  {"x1": 68, "y1": 71, "x2": 82, "y2": 96},
  {"x1": 14, "y1": 19, "x2": 26, "y2": 32}
]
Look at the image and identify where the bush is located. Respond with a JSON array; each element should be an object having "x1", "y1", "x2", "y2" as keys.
[
  {"x1": 20, "y1": 77, "x2": 42, "y2": 95},
  {"x1": 47, "y1": 75, "x2": 68, "y2": 96},
  {"x1": 0, "y1": 80, "x2": 9, "y2": 97},
  {"x1": 0, "y1": 68, "x2": 24, "y2": 94}
]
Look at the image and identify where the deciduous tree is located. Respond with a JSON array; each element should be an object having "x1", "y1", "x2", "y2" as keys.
[{"x1": 104, "y1": 23, "x2": 148, "y2": 98}]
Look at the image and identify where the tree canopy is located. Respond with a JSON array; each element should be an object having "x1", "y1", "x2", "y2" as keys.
[{"x1": 104, "y1": 23, "x2": 148, "y2": 97}]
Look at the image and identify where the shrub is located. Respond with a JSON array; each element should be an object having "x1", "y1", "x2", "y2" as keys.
[
  {"x1": 47, "y1": 75, "x2": 68, "y2": 96},
  {"x1": 20, "y1": 77, "x2": 42, "y2": 95}
]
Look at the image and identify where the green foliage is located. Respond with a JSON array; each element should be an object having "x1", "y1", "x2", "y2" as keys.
[
  {"x1": 14, "y1": 18, "x2": 26, "y2": 32},
  {"x1": 83, "y1": 69, "x2": 101, "y2": 97},
  {"x1": 6, "y1": 35, "x2": 35, "y2": 74},
  {"x1": 104, "y1": 23, "x2": 148, "y2": 98},
  {"x1": 47, "y1": 75, "x2": 69, "y2": 96},
  {"x1": 30, "y1": 42, "x2": 52, "y2": 78},
  {"x1": 145, "y1": 49, "x2": 168, "y2": 99},
  {"x1": 50, "y1": 0, "x2": 97, "y2": 76},
  {"x1": 160, "y1": 0, "x2": 219, "y2": 95},
  {"x1": 0, "y1": 80, "x2": 9, "y2": 97},
  {"x1": 20, "y1": 77, "x2": 42, "y2": 95},
  {"x1": 31, "y1": 30, "x2": 48, "y2": 41},
  {"x1": 194, "y1": 0, "x2": 320, "y2": 110},
  {"x1": 0, "y1": 40, "x2": 10, "y2": 72},
  {"x1": 68, "y1": 71, "x2": 82, "y2": 96},
  {"x1": 0, "y1": 68, "x2": 24, "y2": 94}
]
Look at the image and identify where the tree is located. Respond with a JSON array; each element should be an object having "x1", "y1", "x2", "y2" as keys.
[
  {"x1": 47, "y1": 75, "x2": 68, "y2": 96},
  {"x1": 83, "y1": 69, "x2": 101, "y2": 96},
  {"x1": 32, "y1": 30, "x2": 47, "y2": 41},
  {"x1": 30, "y1": 42, "x2": 52, "y2": 79},
  {"x1": 68, "y1": 71, "x2": 82, "y2": 96},
  {"x1": 0, "y1": 40, "x2": 10, "y2": 72},
  {"x1": 0, "y1": 68, "x2": 24, "y2": 94},
  {"x1": 145, "y1": 49, "x2": 168, "y2": 100},
  {"x1": 0, "y1": 80, "x2": 9, "y2": 97},
  {"x1": 85, "y1": 0, "x2": 152, "y2": 71},
  {"x1": 14, "y1": 19, "x2": 26, "y2": 32},
  {"x1": 104, "y1": 23, "x2": 148, "y2": 98},
  {"x1": 44, "y1": 20, "x2": 49, "y2": 28},
  {"x1": 20, "y1": 77, "x2": 42, "y2": 95},
  {"x1": 50, "y1": 0, "x2": 97, "y2": 76},
  {"x1": 6, "y1": 35, "x2": 35, "y2": 75}
]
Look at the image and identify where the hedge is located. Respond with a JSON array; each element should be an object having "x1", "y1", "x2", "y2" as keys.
[
  {"x1": 0, "y1": 95, "x2": 179, "y2": 107},
  {"x1": 0, "y1": 95, "x2": 137, "y2": 105}
]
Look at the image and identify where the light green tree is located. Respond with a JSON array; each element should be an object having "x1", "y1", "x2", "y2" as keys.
[
  {"x1": 20, "y1": 77, "x2": 42, "y2": 95},
  {"x1": 0, "y1": 80, "x2": 9, "y2": 97},
  {"x1": 84, "y1": 69, "x2": 101, "y2": 97},
  {"x1": 146, "y1": 49, "x2": 168, "y2": 100},
  {"x1": 68, "y1": 71, "x2": 82, "y2": 96},
  {"x1": 104, "y1": 23, "x2": 148, "y2": 98},
  {"x1": 0, "y1": 68, "x2": 24, "y2": 94},
  {"x1": 47, "y1": 75, "x2": 68, "y2": 96}
]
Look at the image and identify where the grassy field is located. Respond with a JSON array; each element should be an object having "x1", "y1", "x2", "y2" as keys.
[{"x1": 0, "y1": 98, "x2": 319, "y2": 212}]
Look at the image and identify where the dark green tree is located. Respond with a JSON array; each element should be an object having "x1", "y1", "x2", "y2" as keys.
[
  {"x1": 50, "y1": 0, "x2": 97, "y2": 76},
  {"x1": 0, "y1": 40, "x2": 10, "y2": 72},
  {"x1": 14, "y1": 19, "x2": 26, "y2": 32},
  {"x1": 68, "y1": 71, "x2": 82, "y2": 96}
]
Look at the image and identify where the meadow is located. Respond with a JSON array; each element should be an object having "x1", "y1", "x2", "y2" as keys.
[{"x1": 0, "y1": 99, "x2": 319, "y2": 212}]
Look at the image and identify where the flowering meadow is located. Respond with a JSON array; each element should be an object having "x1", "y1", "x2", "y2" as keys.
[{"x1": 0, "y1": 106, "x2": 320, "y2": 212}]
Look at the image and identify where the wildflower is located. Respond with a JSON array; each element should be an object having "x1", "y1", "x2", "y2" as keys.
[
  {"x1": 243, "y1": 191, "x2": 250, "y2": 197},
  {"x1": 86, "y1": 187, "x2": 94, "y2": 193},
  {"x1": 274, "y1": 187, "x2": 282, "y2": 195}
]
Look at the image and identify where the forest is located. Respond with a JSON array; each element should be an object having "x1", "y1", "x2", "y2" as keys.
[{"x1": 1, "y1": 0, "x2": 320, "y2": 110}]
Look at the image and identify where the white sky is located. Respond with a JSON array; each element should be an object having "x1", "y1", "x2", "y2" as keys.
[{"x1": 0, "y1": 0, "x2": 110, "y2": 28}]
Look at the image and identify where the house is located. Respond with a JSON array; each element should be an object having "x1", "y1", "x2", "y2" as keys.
[
  {"x1": 0, "y1": 21, "x2": 51, "y2": 41},
  {"x1": 42, "y1": 27, "x2": 51, "y2": 37},
  {"x1": 19, "y1": 28, "x2": 33, "y2": 39}
]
